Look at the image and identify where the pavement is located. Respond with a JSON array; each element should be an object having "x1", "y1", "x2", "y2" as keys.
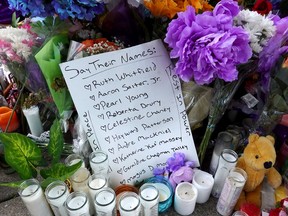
[{"x1": 0, "y1": 165, "x2": 221, "y2": 216}]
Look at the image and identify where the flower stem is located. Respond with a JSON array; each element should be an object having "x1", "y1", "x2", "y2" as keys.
[{"x1": 198, "y1": 124, "x2": 214, "y2": 165}]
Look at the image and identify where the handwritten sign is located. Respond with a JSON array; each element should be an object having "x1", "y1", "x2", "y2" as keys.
[{"x1": 60, "y1": 39, "x2": 199, "y2": 187}]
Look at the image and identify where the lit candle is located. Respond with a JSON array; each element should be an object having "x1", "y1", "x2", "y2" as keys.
[
  {"x1": 88, "y1": 174, "x2": 108, "y2": 209},
  {"x1": 22, "y1": 106, "x2": 43, "y2": 137},
  {"x1": 174, "y1": 182, "x2": 198, "y2": 215},
  {"x1": 139, "y1": 184, "x2": 159, "y2": 216},
  {"x1": 65, "y1": 191, "x2": 90, "y2": 216},
  {"x1": 89, "y1": 150, "x2": 109, "y2": 176},
  {"x1": 45, "y1": 181, "x2": 69, "y2": 216},
  {"x1": 119, "y1": 192, "x2": 141, "y2": 216},
  {"x1": 18, "y1": 179, "x2": 53, "y2": 216},
  {"x1": 192, "y1": 170, "x2": 214, "y2": 203},
  {"x1": 94, "y1": 187, "x2": 116, "y2": 216}
]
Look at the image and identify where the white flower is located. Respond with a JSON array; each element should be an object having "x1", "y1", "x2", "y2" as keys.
[
  {"x1": 0, "y1": 27, "x2": 35, "y2": 62},
  {"x1": 234, "y1": 10, "x2": 276, "y2": 54}
]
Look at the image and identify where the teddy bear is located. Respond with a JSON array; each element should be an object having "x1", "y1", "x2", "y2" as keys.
[{"x1": 235, "y1": 133, "x2": 282, "y2": 210}]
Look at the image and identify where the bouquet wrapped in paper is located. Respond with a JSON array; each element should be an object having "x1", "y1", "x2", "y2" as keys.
[{"x1": 35, "y1": 34, "x2": 74, "y2": 118}]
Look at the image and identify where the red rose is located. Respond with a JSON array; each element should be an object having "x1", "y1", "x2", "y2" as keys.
[
  {"x1": 252, "y1": 0, "x2": 273, "y2": 15},
  {"x1": 240, "y1": 203, "x2": 261, "y2": 216}
]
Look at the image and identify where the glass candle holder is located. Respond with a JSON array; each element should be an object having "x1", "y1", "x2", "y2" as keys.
[
  {"x1": 89, "y1": 150, "x2": 109, "y2": 176},
  {"x1": 94, "y1": 187, "x2": 116, "y2": 216},
  {"x1": 45, "y1": 180, "x2": 70, "y2": 216},
  {"x1": 18, "y1": 178, "x2": 53, "y2": 216},
  {"x1": 217, "y1": 167, "x2": 247, "y2": 216},
  {"x1": 144, "y1": 176, "x2": 173, "y2": 213},
  {"x1": 65, "y1": 154, "x2": 86, "y2": 168},
  {"x1": 65, "y1": 191, "x2": 90, "y2": 216},
  {"x1": 115, "y1": 184, "x2": 139, "y2": 216},
  {"x1": 209, "y1": 131, "x2": 234, "y2": 175},
  {"x1": 88, "y1": 174, "x2": 108, "y2": 205},
  {"x1": 70, "y1": 167, "x2": 91, "y2": 194},
  {"x1": 212, "y1": 149, "x2": 238, "y2": 198},
  {"x1": 139, "y1": 183, "x2": 159, "y2": 216},
  {"x1": 119, "y1": 192, "x2": 141, "y2": 216},
  {"x1": 232, "y1": 211, "x2": 249, "y2": 216}
]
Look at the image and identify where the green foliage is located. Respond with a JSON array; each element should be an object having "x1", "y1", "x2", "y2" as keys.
[
  {"x1": 48, "y1": 119, "x2": 64, "y2": 165},
  {"x1": 40, "y1": 161, "x2": 82, "y2": 188},
  {"x1": 0, "y1": 133, "x2": 43, "y2": 179},
  {"x1": 0, "y1": 181, "x2": 24, "y2": 188},
  {"x1": 0, "y1": 118, "x2": 80, "y2": 188}
]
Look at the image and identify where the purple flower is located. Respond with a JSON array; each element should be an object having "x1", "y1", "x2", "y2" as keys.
[
  {"x1": 164, "y1": 0, "x2": 252, "y2": 85},
  {"x1": 258, "y1": 16, "x2": 288, "y2": 90},
  {"x1": 166, "y1": 152, "x2": 186, "y2": 172}
]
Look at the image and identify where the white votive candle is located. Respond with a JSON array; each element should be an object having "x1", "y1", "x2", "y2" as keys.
[
  {"x1": 89, "y1": 150, "x2": 109, "y2": 175},
  {"x1": 174, "y1": 182, "x2": 198, "y2": 215},
  {"x1": 119, "y1": 192, "x2": 141, "y2": 216},
  {"x1": 139, "y1": 184, "x2": 159, "y2": 216},
  {"x1": 94, "y1": 187, "x2": 116, "y2": 216},
  {"x1": 45, "y1": 180, "x2": 69, "y2": 216},
  {"x1": 65, "y1": 191, "x2": 90, "y2": 216},
  {"x1": 192, "y1": 170, "x2": 214, "y2": 203},
  {"x1": 19, "y1": 179, "x2": 53, "y2": 216}
]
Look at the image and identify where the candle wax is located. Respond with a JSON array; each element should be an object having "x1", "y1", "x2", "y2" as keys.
[
  {"x1": 92, "y1": 154, "x2": 107, "y2": 163},
  {"x1": 96, "y1": 190, "x2": 114, "y2": 205},
  {"x1": 140, "y1": 187, "x2": 158, "y2": 201},
  {"x1": 222, "y1": 152, "x2": 237, "y2": 162},
  {"x1": 67, "y1": 196, "x2": 86, "y2": 209},
  {"x1": 89, "y1": 178, "x2": 106, "y2": 190},
  {"x1": 22, "y1": 185, "x2": 38, "y2": 196},
  {"x1": 120, "y1": 196, "x2": 139, "y2": 210},
  {"x1": 177, "y1": 184, "x2": 196, "y2": 200},
  {"x1": 48, "y1": 185, "x2": 66, "y2": 199}
]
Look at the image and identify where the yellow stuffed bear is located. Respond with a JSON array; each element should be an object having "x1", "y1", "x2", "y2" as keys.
[{"x1": 235, "y1": 133, "x2": 282, "y2": 209}]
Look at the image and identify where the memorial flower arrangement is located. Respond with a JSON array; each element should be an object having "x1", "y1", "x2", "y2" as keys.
[{"x1": 164, "y1": 0, "x2": 288, "y2": 163}]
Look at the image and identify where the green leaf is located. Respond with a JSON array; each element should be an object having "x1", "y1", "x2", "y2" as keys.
[
  {"x1": 40, "y1": 161, "x2": 82, "y2": 180},
  {"x1": 0, "y1": 133, "x2": 42, "y2": 179},
  {"x1": 0, "y1": 181, "x2": 24, "y2": 188},
  {"x1": 48, "y1": 119, "x2": 64, "y2": 164}
]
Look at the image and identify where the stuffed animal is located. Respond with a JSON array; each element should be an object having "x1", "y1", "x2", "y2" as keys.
[{"x1": 235, "y1": 133, "x2": 282, "y2": 209}]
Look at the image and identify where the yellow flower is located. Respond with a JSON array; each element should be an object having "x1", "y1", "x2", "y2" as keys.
[{"x1": 144, "y1": 0, "x2": 213, "y2": 19}]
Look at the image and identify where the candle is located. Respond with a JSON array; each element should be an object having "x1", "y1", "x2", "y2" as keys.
[
  {"x1": 212, "y1": 149, "x2": 238, "y2": 198},
  {"x1": 88, "y1": 174, "x2": 108, "y2": 208},
  {"x1": 115, "y1": 184, "x2": 139, "y2": 215},
  {"x1": 139, "y1": 184, "x2": 159, "y2": 216},
  {"x1": 144, "y1": 176, "x2": 173, "y2": 213},
  {"x1": 192, "y1": 170, "x2": 214, "y2": 203},
  {"x1": 217, "y1": 168, "x2": 247, "y2": 216},
  {"x1": 70, "y1": 167, "x2": 90, "y2": 194},
  {"x1": 18, "y1": 179, "x2": 53, "y2": 216},
  {"x1": 174, "y1": 182, "x2": 198, "y2": 215},
  {"x1": 65, "y1": 191, "x2": 90, "y2": 216},
  {"x1": 65, "y1": 154, "x2": 85, "y2": 168},
  {"x1": 45, "y1": 181, "x2": 69, "y2": 216},
  {"x1": 89, "y1": 150, "x2": 109, "y2": 176},
  {"x1": 94, "y1": 187, "x2": 116, "y2": 216},
  {"x1": 22, "y1": 106, "x2": 43, "y2": 137},
  {"x1": 119, "y1": 192, "x2": 141, "y2": 216}
]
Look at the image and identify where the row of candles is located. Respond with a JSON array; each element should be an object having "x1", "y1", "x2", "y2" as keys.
[{"x1": 17, "y1": 146, "x2": 247, "y2": 216}]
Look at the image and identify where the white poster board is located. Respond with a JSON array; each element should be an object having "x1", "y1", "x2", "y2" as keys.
[{"x1": 60, "y1": 39, "x2": 199, "y2": 187}]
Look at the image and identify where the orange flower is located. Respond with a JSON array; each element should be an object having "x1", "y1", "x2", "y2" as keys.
[{"x1": 144, "y1": 0, "x2": 213, "y2": 19}]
